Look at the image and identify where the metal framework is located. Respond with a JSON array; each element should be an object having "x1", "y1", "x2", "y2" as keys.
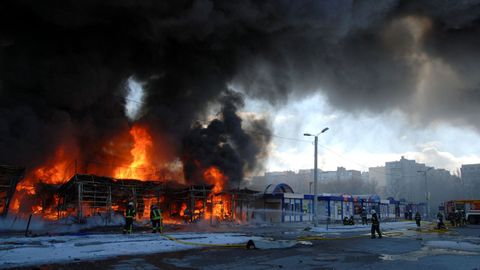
[
  {"x1": 54, "y1": 174, "x2": 258, "y2": 224},
  {"x1": 0, "y1": 165, "x2": 25, "y2": 217}
]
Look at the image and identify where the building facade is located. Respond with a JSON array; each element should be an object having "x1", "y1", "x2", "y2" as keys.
[{"x1": 461, "y1": 164, "x2": 480, "y2": 199}]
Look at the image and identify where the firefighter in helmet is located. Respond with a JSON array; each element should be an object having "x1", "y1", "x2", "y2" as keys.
[
  {"x1": 414, "y1": 211, "x2": 421, "y2": 228},
  {"x1": 361, "y1": 207, "x2": 368, "y2": 225},
  {"x1": 370, "y1": 209, "x2": 382, "y2": 239},
  {"x1": 150, "y1": 204, "x2": 163, "y2": 233},
  {"x1": 123, "y1": 202, "x2": 136, "y2": 234}
]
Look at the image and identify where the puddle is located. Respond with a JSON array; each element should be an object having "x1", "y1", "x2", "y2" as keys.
[
  {"x1": 380, "y1": 246, "x2": 479, "y2": 261},
  {"x1": 424, "y1": 240, "x2": 480, "y2": 252},
  {"x1": 314, "y1": 255, "x2": 339, "y2": 262}
]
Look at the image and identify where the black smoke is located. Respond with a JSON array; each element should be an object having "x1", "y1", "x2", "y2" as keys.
[
  {"x1": 1, "y1": 0, "x2": 480, "y2": 180},
  {"x1": 182, "y1": 91, "x2": 271, "y2": 186}
]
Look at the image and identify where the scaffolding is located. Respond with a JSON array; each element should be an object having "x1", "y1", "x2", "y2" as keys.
[
  {"x1": 56, "y1": 174, "x2": 164, "y2": 222},
  {"x1": 0, "y1": 165, "x2": 25, "y2": 217},
  {"x1": 51, "y1": 173, "x2": 258, "y2": 225}
]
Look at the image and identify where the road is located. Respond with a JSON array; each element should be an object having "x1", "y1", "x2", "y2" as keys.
[{"x1": 8, "y1": 223, "x2": 480, "y2": 270}]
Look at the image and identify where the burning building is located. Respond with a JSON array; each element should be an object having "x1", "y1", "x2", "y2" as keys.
[
  {"x1": 0, "y1": 165, "x2": 25, "y2": 217},
  {"x1": 4, "y1": 115, "x2": 262, "y2": 225}
]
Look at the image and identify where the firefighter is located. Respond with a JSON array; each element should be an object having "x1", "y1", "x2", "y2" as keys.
[
  {"x1": 123, "y1": 202, "x2": 136, "y2": 234},
  {"x1": 361, "y1": 207, "x2": 368, "y2": 225},
  {"x1": 150, "y1": 204, "x2": 163, "y2": 233},
  {"x1": 370, "y1": 209, "x2": 382, "y2": 239},
  {"x1": 414, "y1": 211, "x2": 421, "y2": 228},
  {"x1": 454, "y1": 210, "x2": 461, "y2": 227},
  {"x1": 437, "y1": 211, "x2": 446, "y2": 229},
  {"x1": 343, "y1": 216, "x2": 349, "y2": 225},
  {"x1": 448, "y1": 212, "x2": 456, "y2": 227},
  {"x1": 349, "y1": 215, "x2": 355, "y2": 225},
  {"x1": 460, "y1": 210, "x2": 466, "y2": 226}
]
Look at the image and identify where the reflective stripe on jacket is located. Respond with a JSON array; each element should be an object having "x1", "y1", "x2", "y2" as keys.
[
  {"x1": 126, "y1": 208, "x2": 136, "y2": 218},
  {"x1": 371, "y1": 213, "x2": 380, "y2": 225},
  {"x1": 151, "y1": 208, "x2": 162, "y2": 220}
]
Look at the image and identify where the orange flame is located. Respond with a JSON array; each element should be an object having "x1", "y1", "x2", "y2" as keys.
[
  {"x1": 203, "y1": 166, "x2": 226, "y2": 194},
  {"x1": 114, "y1": 125, "x2": 158, "y2": 180},
  {"x1": 179, "y1": 202, "x2": 187, "y2": 216},
  {"x1": 10, "y1": 146, "x2": 73, "y2": 216},
  {"x1": 202, "y1": 167, "x2": 233, "y2": 221}
]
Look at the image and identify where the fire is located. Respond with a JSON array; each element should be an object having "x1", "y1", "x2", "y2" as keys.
[
  {"x1": 203, "y1": 166, "x2": 226, "y2": 194},
  {"x1": 7, "y1": 125, "x2": 240, "y2": 225},
  {"x1": 202, "y1": 167, "x2": 232, "y2": 221},
  {"x1": 114, "y1": 125, "x2": 158, "y2": 180},
  {"x1": 10, "y1": 147, "x2": 73, "y2": 216},
  {"x1": 16, "y1": 147, "x2": 72, "y2": 195},
  {"x1": 179, "y1": 202, "x2": 187, "y2": 216}
]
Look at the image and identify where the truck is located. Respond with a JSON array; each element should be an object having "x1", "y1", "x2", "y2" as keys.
[{"x1": 443, "y1": 200, "x2": 480, "y2": 224}]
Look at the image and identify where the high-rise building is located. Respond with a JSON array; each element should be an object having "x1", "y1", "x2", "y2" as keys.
[
  {"x1": 460, "y1": 164, "x2": 480, "y2": 199},
  {"x1": 385, "y1": 156, "x2": 426, "y2": 202}
]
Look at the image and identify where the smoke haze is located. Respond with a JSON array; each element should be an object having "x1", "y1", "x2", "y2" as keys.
[{"x1": 1, "y1": 0, "x2": 480, "y2": 184}]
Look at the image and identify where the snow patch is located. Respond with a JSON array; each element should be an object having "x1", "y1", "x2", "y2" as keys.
[{"x1": 0, "y1": 233, "x2": 261, "y2": 268}]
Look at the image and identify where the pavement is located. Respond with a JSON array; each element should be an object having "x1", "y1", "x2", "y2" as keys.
[{"x1": 2, "y1": 222, "x2": 480, "y2": 270}]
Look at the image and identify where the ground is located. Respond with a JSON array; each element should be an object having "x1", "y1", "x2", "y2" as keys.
[{"x1": 1, "y1": 222, "x2": 480, "y2": 270}]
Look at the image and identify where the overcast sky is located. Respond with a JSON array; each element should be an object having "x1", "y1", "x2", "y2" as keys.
[{"x1": 245, "y1": 93, "x2": 480, "y2": 174}]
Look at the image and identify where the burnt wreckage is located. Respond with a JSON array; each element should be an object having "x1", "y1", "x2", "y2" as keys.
[
  {"x1": 12, "y1": 172, "x2": 257, "y2": 224},
  {"x1": 0, "y1": 165, "x2": 25, "y2": 216}
]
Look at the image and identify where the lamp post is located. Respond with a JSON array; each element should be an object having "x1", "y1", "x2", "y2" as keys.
[
  {"x1": 417, "y1": 167, "x2": 433, "y2": 219},
  {"x1": 304, "y1": 127, "x2": 329, "y2": 226}
]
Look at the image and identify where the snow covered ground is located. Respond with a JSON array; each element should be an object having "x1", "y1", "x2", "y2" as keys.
[
  {"x1": 0, "y1": 232, "x2": 261, "y2": 269},
  {"x1": 310, "y1": 221, "x2": 419, "y2": 233}
]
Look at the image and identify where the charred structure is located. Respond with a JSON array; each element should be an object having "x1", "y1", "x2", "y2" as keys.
[
  {"x1": 41, "y1": 173, "x2": 257, "y2": 225},
  {"x1": 0, "y1": 165, "x2": 25, "y2": 216}
]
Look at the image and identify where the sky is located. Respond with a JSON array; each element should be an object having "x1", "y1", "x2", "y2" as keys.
[
  {"x1": 245, "y1": 93, "x2": 480, "y2": 173},
  {"x1": 3, "y1": 0, "x2": 480, "y2": 184}
]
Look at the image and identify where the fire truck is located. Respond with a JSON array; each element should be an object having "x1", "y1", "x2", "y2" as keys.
[{"x1": 443, "y1": 200, "x2": 480, "y2": 224}]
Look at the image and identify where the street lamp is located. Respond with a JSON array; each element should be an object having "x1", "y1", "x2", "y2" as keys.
[
  {"x1": 417, "y1": 167, "x2": 433, "y2": 219},
  {"x1": 304, "y1": 127, "x2": 329, "y2": 226}
]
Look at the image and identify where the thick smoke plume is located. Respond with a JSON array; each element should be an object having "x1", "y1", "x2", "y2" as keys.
[
  {"x1": 1, "y1": 0, "x2": 480, "y2": 182},
  {"x1": 182, "y1": 91, "x2": 271, "y2": 186}
]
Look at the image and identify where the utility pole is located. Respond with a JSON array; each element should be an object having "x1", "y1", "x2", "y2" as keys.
[
  {"x1": 304, "y1": 127, "x2": 329, "y2": 226},
  {"x1": 418, "y1": 167, "x2": 433, "y2": 219}
]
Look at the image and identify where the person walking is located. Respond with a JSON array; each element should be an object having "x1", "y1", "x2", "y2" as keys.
[
  {"x1": 123, "y1": 202, "x2": 136, "y2": 234},
  {"x1": 371, "y1": 209, "x2": 382, "y2": 239},
  {"x1": 361, "y1": 207, "x2": 368, "y2": 225},
  {"x1": 150, "y1": 204, "x2": 163, "y2": 233},
  {"x1": 414, "y1": 211, "x2": 421, "y2": 228},
  {"x1": 437, "y1": 211, "x2": 446, "y2": 229}
]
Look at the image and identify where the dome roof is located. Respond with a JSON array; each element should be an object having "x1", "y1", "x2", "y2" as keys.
[{"x1": 264, "y1": 183, "x2": 294, "y2": 194}]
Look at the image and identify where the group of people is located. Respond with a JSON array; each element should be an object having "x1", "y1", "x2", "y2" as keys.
[
  {"x1": 121, "y1": 202, "x2": 462, "y2": 237},
  {"x1": 448, "y1": 210, "x2": 466, "y2": 227},
  {"x1": 123, "y1": 202, "x2": 163, "y2": 234}
]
